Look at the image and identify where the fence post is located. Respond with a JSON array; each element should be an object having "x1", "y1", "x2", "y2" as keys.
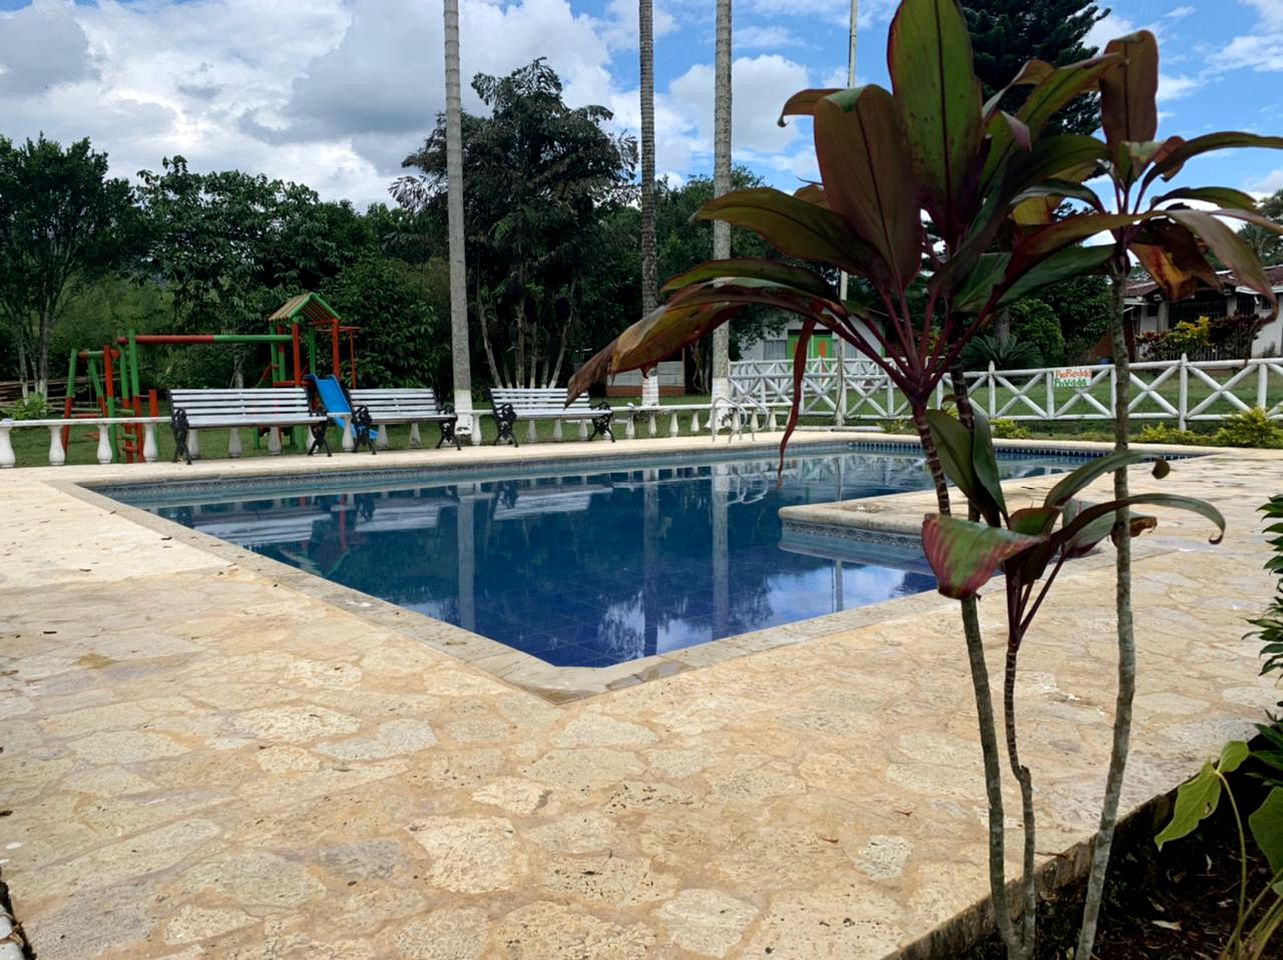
[
  {"x1": 1258, "y1": 357, "x2": 1269, "y2": 412},
  {"x1": 987, "y1": 361, "x2": 997, "y2": 418},
  {"x1": 1178, "y1": 353, "x2": 1188, "y2": 431},
  {"x1": 1045, "y1": 369, "x2": 1054, "y2": 421}
]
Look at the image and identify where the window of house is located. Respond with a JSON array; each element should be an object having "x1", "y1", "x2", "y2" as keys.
[{"x1": 1237, "y1": 293, "x2": 1258, "y2": 315}]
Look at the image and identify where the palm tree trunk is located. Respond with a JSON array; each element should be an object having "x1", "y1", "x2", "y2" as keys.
[
  {"x1": 710, "y1": 0, "x2": 732, "y2": 402},
  {"x1": 444, "y1": 0, "x2": 474, "y2": 438},
  {"x1": 639, "y1": 0, "x2": 659, "y2": 408}
]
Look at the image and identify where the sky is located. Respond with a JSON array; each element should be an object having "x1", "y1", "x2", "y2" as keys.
[{"x1": 1, "y1": 0, "x2": 1282, "y2": 209}]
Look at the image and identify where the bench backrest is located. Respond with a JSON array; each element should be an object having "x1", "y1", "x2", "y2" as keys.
[
  {"x1": 349, "y1": 388, "x2": 442, "y2": 418},
  {"x1": 169, "y1": 388, "x2": 315, "y2": 424},
  {"x1": 491, "y1": 387, "x2": 595, "y2": 415}
]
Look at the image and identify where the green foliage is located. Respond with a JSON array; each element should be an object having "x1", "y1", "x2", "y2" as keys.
[
  {"x1": 1249, "y1": 496, "x2": 1283, "y2": 677},
  {"x1": 322, "y1": 254, "x2": 451, "y2": 392},
  {"x1": 990, "y1": 418, "x2": 1031, "y2": 439},
  {"x1": 1136, "y1": 423, "x2": 1205, "y2": 446},
  {"x1": 1, "y1": 393, "x2": 49, "y2": 420},
  {"x1": 137, "y1": 157, "x2": 371, "y2": 333},
  {"x1": 0, "y1": 135, "x2": 145, "y2": 389},
  {"x1": 1155, "y1": 738, "x2": 1283, "y2": 957},
  {"x1": 1007, "y1": 299, "x2": 1066, "y2": 366},
  {"x1": 1042, "y1": 274, "x2": 1113, "y2": 360},
  {"x1": 961, "y1": 332, "x2": 1044, "y2": 370},
  {"x1": 1212, "y1": 408, "x2": 1283, "y2": 449},
  {"x1": 1240, "y1": 188, "x2": 1283, "y2": 265}
]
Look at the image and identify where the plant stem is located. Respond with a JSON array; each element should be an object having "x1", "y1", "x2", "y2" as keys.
[
  {"x1": 1003, "y1": 586, "x2": 1037, "y2": 953},
  {"x1": 913, "y1": 397, "x2": 1025, "y2": 959},
  {"x1": 1218, "y1": 771, "x2": 1251, "y2": 958},
  {"x1": 1076, "y1": 256, "x2": 1136, "y2": 960}
]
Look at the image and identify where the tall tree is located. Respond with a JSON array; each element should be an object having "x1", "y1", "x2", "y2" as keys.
[
  {"x1": 964, "y1": 0, "x2": 1106, "y2": 135},
  {"x1": 1241, "y1": 187, "x2": 1283, "y2": 264},
  {"x1": 443, "y1": 0, "x2": 474, "y2": 436},
  {"x1": 654, "y1": 170, "x2": 784, "y2": 390},
  {"x1": 710, "y1": 0, "x2": 733, "y2": 401},
  {"x1": 0, "y1": 136, "x2": 142, "y2": 397},
  {"x1": 395, "y1": 60, "x2": 636, "y2": 389},
  {"x1": 638, "y1": 0, "x2": 660, "y2": 407},
  {"x1": 136, "y1": 158, "x2": 367, "y2": 385}
]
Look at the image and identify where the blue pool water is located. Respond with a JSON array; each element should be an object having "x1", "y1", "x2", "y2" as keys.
[{"x1": 118, "y1": 444, "x2": 1087, "y2": 667}]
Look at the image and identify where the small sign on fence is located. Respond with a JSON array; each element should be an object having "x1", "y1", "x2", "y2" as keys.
[{"x1": 1053, "y1": 367, "x2": 1093, "y2": 388}]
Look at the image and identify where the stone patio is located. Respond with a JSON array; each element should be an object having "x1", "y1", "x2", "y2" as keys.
[{"x1": 0, "y1": 434, "x2": 1278, "y2": 958}]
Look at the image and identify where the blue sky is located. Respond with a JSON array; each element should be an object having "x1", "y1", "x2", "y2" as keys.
[{"x1": 1, "y1": 0, "x2": 1281, "y2": 207}]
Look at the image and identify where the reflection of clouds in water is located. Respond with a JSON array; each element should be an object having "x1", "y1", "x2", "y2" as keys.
[{"x1": 760, "y1": 565, "x2": 911, "y2": 625}]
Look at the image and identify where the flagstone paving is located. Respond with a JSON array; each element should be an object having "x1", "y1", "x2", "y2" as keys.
[{"x1": 0, "y1": 435, "x2": 1278, "y2": 959}]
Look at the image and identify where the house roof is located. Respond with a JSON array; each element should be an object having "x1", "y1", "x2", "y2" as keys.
[{"x1": 1126, "y1": 264, "x2": 1283, "y2": 300}]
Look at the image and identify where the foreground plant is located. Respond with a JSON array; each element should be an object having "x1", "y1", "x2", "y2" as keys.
[{"x1": 569, "y1": 1, "x2": 1281, "y2": 954}]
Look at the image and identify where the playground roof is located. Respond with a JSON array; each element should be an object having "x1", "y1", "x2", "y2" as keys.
[{"x1": 267, "y1": 292, "x2": 345, "y2": 327}]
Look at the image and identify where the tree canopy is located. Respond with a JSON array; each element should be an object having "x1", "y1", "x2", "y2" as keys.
[
  {"x1": 0, "y1": 135, "x2": 143, "y2": 394},
  {"x1": 393, "y1": 58, "x2": 637, "y2": 389},
  {"x1": 964, "y1": 0, "x2": 1106, "y2": 135}
]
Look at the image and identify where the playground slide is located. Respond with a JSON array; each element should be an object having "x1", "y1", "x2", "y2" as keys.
[{"x1": 306, "y1": 374, "x2": 351, "y2": 430}]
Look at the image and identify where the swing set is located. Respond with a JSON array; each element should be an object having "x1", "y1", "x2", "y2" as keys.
[{"x1": 62, "y1": 293, "x2": 360, "y2": 462}]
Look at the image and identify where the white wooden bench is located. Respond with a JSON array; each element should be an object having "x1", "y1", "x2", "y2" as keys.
[
  {"x1": 169, "y1": 388, "x2": 330, "y2": 464},
  {"x1": 488, "y1": 387, "x2": 614, "y2": 445},
  {"x1": 348, "y1": 388, "x2": 459, "y2": 452}
]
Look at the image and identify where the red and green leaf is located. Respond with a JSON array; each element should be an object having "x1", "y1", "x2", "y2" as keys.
[
  {"x1": 813, "y1": 87, "x2": 923, "y2": 291},
  {"x1": 1043, "y1": 451, "x2": 1170, "y2": 509},
  {"x1": 922, "y1": 514, "x2": 1045, "y2": 599},
  {"x1": 1150, "y1": 186, "x2": 1259, "y2": 211},
  {"x1": 1099, "y1": 31, "x2": 1159, "y2": 148},
  {"x1": 887, "y1": 0, "x2": 984, "y2": 243},
  {"x1": 778, "y1": 88, "x2": 842, "y2": 125},
  {"x1": 662, "y1": 258, "x2": 837, "y2": 299},
  {"x1": 1165, "y1": 209, "x2": 1279, "y2": 304},
  {"x1": 1146, "y1": 132, "x2": 1283, "y2": 184},
  {"x1": 1055, "y1": 493, "x2": 1226, "y2": 552},
  {"x1": 693, "y1": 188, "x2": 881, "y2": 278}
]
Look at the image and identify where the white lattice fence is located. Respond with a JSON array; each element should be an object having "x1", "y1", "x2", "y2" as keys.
[{"x1": 729, "y1": 355, "x2": 1283, "y2": 427}]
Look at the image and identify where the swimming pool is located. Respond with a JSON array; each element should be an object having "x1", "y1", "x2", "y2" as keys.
[{"x1": 112, "y1": 443, "x2": 1089, "y2": 668}]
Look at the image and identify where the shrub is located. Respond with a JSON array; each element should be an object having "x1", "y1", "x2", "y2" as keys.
[
  {"x1": 1008, "y1": 299, "x2": 1066, "y2": 367},
  {"x1": 960, "y1": 332, "x2": 1042, "y2": 371},
  {"x1": 1, "y1": 394, "x2": 50, "y2": 420},
  {"x1": 1136, "y1": 423, "x2": 1204, "y2": 445},
  {"x1": 991, "y1": 418, "x2": 1031, "y2": 439},
  {"x1": 1211, "y1": 408, "x2": 1282, "y2": 448}
]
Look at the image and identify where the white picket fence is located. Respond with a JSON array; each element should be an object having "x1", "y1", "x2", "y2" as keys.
[{"x1": 729, "y1": 355, "x2": 1283, "y2": 428}]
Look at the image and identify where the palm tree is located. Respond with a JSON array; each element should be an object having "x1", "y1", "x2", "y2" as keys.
[
  {"x1": 710, "y1": 0, "x2": 732, "y2": 403},
  {"x1": 639, "y1": 0, "x2": 659, "y2": 407},
  {"x1": 443, "y1": 0, "x2": 474, "y2": 439},
  {"x1": 835, "y1": 0, "x2": 858, "y2": 426}
]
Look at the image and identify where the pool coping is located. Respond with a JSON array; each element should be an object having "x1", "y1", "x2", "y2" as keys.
[
  {"x1": 5, "y1": 431, "x2": 1278, "y2": 960},
  {"x1": 47, "y1": 432, "x2": 1215, "y2": 703}
]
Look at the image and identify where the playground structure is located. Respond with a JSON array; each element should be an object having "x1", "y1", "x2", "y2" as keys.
[{"x1": 62, "y1": 294, "x2": 359, "y2": 462}]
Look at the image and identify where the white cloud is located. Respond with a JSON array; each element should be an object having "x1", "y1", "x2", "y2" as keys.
[
  {"x1": 1085, "y1": 12, "x2": 1139, "y2": 51},
  {"x1": 1251, "y1": 167, "x2": 1283, "y2": 195},
  {"x1": 1212, "y1": 1, "x2": 1283, "y2": 73},
  {"x1": 665, "y1": 54, "x2": 811, "y2": 160},
  {"x1": 737, "y1": 25, "x2": 802, "y2": 51},
  {"x1": 0, "y1": 0, "x2": 640, "y2": 205},
  {"x1": 1158, "y1": 73, "x2": 1199, "y2": 102},
  {"x1": 600, "y1": 0, "x2": 677, "y2": 51}
]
